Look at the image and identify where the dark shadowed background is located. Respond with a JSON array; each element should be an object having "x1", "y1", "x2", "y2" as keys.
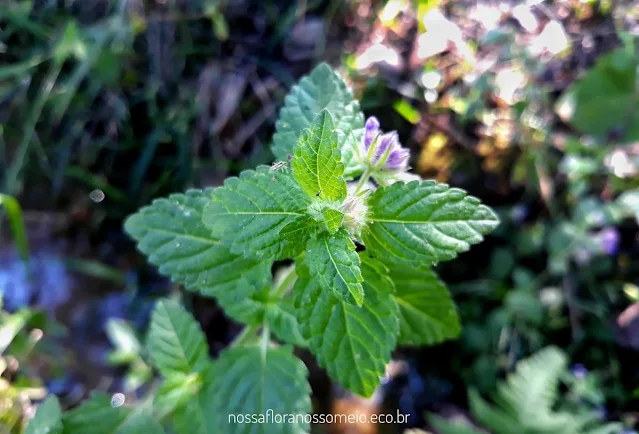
[{"x1": 1, "y1": 1, "x2": 639, "y2": 433}]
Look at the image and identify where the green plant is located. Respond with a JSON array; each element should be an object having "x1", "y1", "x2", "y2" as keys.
[
  {"x1": 0, "y1": 293, "x2": 49, "y2": 433},
  {"x1": 0, "y1": 194, "x2": 29, "y2": 262},
  {"x1": 557, "y1": 34, "x2": 639, "y2": 143},
  {"x1": 24, "y1": 63, "x2": 498, "y2": 433},
  {"x1": 105, "y1": 318, "x2": 153, "y2": 392},
  {"x1": 430, "y1": 347, "x2": 623, "y2": 434}
]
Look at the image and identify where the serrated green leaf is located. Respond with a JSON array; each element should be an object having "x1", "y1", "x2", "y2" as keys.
[
  {"x1": 62, "y1": 393, "x2": 131, "y2": 434},
  {"x1": 279, "y1": 215, "x2": 318, "y2": 258},
  {"x1": 266, "y1": 298, "x2": 306, "y2": 347},
  {"x1": 322, "y1": 208, "x2": 344, "y2": 234},
  {"x1": 203, "y1": 166, "x2": 310, "y2": 260},
  {"x1": 154, "y1": 371, "x2": 203, "y2": 415},
  {"x1": 124, "y1": 189, "x2": 271, "y2": 319},
  {"x1": 272, "y1": 63, "x2": 364, "y2": 176},
  {"x1": 364, "y1": 180, "x2": 499, "y2": 264},
  {"x1": 25, "y1": 395, "x2": 63, "y2": 434},
  {"x1": 306, "y1": 230, "x2": 364, "y2": 306},
  {"x1": 385, "y1": 262, "x2": 461, "y2": 345},
  {"x1": 118, "y1": 410, "x2": 165, "y2": 434},
  {"x1": 211, "y1": 345, "x2": 311, "y2": 434},
  {"x1": 292, "y1": 110, "x2": 346, "y2": 201},
  {"x1": 219, "y1": 273, "x2": 275, "y2": 326},
  {"x1": 340, "y1": 124, "x2": 366, "y2": 177},
  {"x1": 172, "y1": 366, "x2": 217, "y2": 434},
  {"x1": 556, "y1": 34, "x2": 639, "y2": 142},
  {"x1": 173, "y1": 393, "x2": 215, "y2": 434},
  {"x1": 360, "y1": 253, "x2": 396, "y2": 293},
  {"x1": 147, "y1": 300, "x2": 209, "y2": 377},
  {"x1": 294, "y1": 257, "x2": 398, "y2": 397}
]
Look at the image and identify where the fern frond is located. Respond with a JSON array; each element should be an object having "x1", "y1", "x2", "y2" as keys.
[
  {"x1": 496, "y1": 346, "x2": 567, "y2": 421},
  {"x1": 429, "y1": 347, "x2": 620, "y2": 434},
  {"x1": 469, "y1": 389, "x2": 521, "y2": 433}
]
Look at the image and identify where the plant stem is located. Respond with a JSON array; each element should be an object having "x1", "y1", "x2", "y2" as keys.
[
  {"x1": 270, "y1": 264, "x2": 297, "y2": 299},
  {"x1": 231, "y1": 323, "x2": 260, "y2": 347},
  {"x1": 355, "y1": 168, "x2": 372, "y2": 194},
  {"x1": 260, "y1": 324, "x2": 270, "y2": 354},
  {"x1": 231, "y1": 266, "x2": 297, "y2": 347}
]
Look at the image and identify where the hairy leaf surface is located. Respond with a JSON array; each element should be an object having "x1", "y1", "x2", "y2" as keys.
[
  {"x1": 295, "y1": 258, "x2": 398, "y2": 397},
  {"x1": 322, "y1": 208, "x2": 344, "y2": 234},
  {"x1": 364, "y1": 180, "x2": 499, "y2": 264},
  {"x1": 147, "y1": 300, "x2": 209, "y2": 376},
  {"x1": 154, "y1": 372, "x2": 203, "y2": 416},
  {"x1": 292, "y1": 110, "x2": 346, "y2": 201},
  {"x1": 279, "y1": 215, "x2": 318, "y2": 258},
  {"x1": 211, "y1": 345, "x2": 311, "y2": 434},
  {"x1": 204, "y1": 166, "x2": 310, "y2": 259},
  {"x1": 386, "y1": 263, "x2": 461, "y2": 345},
  {"x1": 62, "y1": 393, "x2": 163, "y2": 434},
  {"x1": 265, "y1": 298, "x2": 306, "y2": 347},
  {"x1": 124, "y1": 190, "x2": 271, "y2": 322},
  {"x1": 172, "y1": 368, "x2": 217, "y2": 434},
  {"x1": 306, "y1": 230, "x2": 364, "y2": 306},
  {"x1": 271, "y1": 63, "x2": 364, "y2": 175}
]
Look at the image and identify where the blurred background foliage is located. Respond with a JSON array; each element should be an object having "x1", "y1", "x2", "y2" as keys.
[{"x1": 1, "y1": 0, "x2": 639, "y2": 433}]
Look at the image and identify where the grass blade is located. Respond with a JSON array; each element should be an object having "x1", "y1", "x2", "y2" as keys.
[{"x1": 0, "y1": 193, "x2": 29, "y2": 262}]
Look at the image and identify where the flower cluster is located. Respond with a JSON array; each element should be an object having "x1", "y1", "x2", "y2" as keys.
[{"x1": 359, "y1": 116, "x2": 410, "y2": 173}]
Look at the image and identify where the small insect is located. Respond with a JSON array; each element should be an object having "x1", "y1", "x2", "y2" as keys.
[
  {"x1": 270, "y1": 161, "x2": 287, "y2": 172},
  {"x1": 315, "y1": 190, "x2": 322, "y2": 197}
]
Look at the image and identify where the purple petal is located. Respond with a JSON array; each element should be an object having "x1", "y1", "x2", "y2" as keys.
[
  {"x1": 372, "y1": 131, "x2": 398, "y2": 165},
  {"x1": 385, "y1": 148, "x2": 410, "y2": 170},
  {"x1": 364, "y1": 117, "x2": 380, "y2": 150},
  {"x1": 599, "y1": 227, "x2": 619, "y2": 255}
]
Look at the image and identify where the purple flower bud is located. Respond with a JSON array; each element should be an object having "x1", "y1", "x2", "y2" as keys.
[
  {"x1": 364, "y1": 117, "x2": 380, "y2": 150},
  {"x1": 598, "y1": 227, "x2": 619, "y2": 256}
]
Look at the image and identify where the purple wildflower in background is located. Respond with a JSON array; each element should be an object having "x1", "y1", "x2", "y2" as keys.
[
  {"x1": 510, "y1": 204, "x2": 528, "y2": 224},
  {"x1": 595, "y1": 405, "x2": 608, "y2": 420},
  {"x1": 361, "y1": 116, "x2": 410, "y2": 172},
  {"x1": 571, "y1": 363, "x2": 587, "y2": 380},
  {"x1": 597, "y1": 227, "x2": 620, "y2": 256}
]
